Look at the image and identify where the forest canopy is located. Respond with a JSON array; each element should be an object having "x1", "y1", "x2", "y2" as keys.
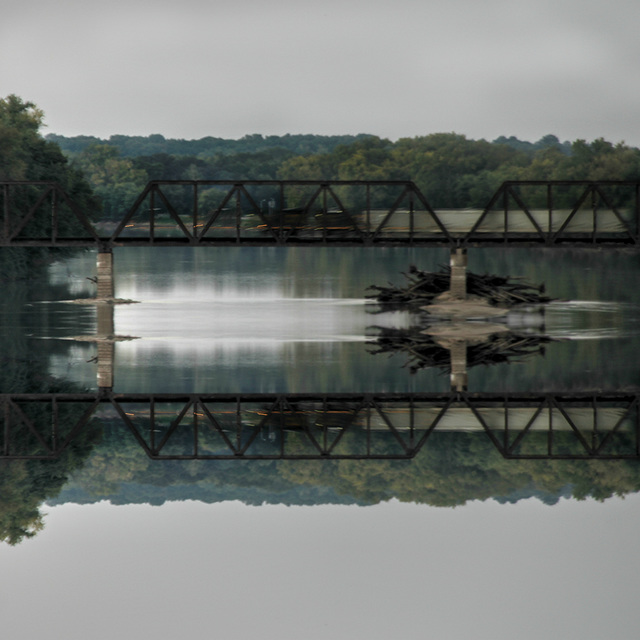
[
  {"x1": 49, "y1": 129, "x2": 640, "y2": 211},
  {"x1": 3, "y1": 93, "x2": 640, "y2": 211}
]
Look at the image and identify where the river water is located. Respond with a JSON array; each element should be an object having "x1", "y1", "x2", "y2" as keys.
[
  {"x1": 27, "y1": 246, "x2": 640, "y2": 393},
  {"x1": 2, "y1": 246, "x2": 640, "y2": 640}
]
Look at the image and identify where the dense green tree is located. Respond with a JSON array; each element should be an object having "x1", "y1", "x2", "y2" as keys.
[
  {"x1": 0, "y1": 95, "x2": 99, "y2": 196},
  {"x1": 0, "y1": 95, "x2": 100, "y2": 274},
  {"x1": 0, "y1": 416, "x2": 101, "y2": 545},
  {"x1": 493, "y1": 134, "x2": 572, "y2": 156},
  {"x1": 0, "y1": 95, "x2": 44, "y2": 180},
  {"x1": 389, "y1": 133, "x2": 527, "y2": 207},
  {"x1": 131, "y1": 152, "x2": 209, "y2": 181},
  {"x1": 73, "y1": 144, "x2": 148, "y2": 219}
]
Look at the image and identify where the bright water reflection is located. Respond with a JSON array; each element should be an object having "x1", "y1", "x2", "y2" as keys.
[{"x1": 32, "y1": 247, "x2": 640, "y2": 392}]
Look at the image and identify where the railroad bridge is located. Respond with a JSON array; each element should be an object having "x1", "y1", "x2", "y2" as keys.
[
  {"x1": 2, "y1": 179, "x2": 640, "y2": 248},
  {"x1": 2, "y1": 392, "x2": 639, "y2": 461}
]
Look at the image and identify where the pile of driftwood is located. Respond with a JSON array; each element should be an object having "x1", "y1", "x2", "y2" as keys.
[
  {"x1": 368, "y1": 326, "x2": 551, "y2": 374},
  {"x1": 366, "y1": 265, "x2": 551, "y2": 310}
]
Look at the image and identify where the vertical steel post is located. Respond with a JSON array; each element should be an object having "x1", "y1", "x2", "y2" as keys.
[
  {"x1": 547, "y1": 183, "x2": 553, "y2": 243},
  {"x1": 279, "y1": 182, "x2": 285, "y2": 243},
  {"x1": 547, "y1": 397, "x2": 554, "y2": 456},
  {"x1": 636, "y1": 183, "x2": 640, "y2": 243},
  {"x1": 366, "y1": 400, "x2": 371, "y2": 456},
  {"x1": 592, "y1": 186, "x2": 597, "y2": 243},
  {"x1": 635, "y1": 399, "x2": 640, "y2": 457},
  {"x1": 235, "y1": 187, "x2": 241, "y2": 242},
  {"x1": 409, "y1": 396, "x2": 415, "y2": 450},
  {"x1": 365, "y1": 183, "x2": 371, "y2": 236},
  {"x1": 3, "y1": 400, "x2": 10, "y2": 456},
  {"x1": 322, "y1": 185, "x2": 327, "y2": 242},
  {"x1": 503, "y1": 185, "x2": 509, "y2": 243},
  {"x1": 503, "y1": 397, "x2": 509, "y2": 452},
  {"x1": 193, "y1": 182, "x2": 199, "y2": 239},
  {"x1": 149, "y1": 187, "x2": 155, "y2": 244},
  {"x1": 52, "y1": 397, "x2": 58, "y2": 453},
  {"x1": 409, "y1": 188, "x2": 414, "y2": 243},
  {"x1": 592, "y1": 396, "x2": 598, "y2": 450},
  {"x1": 193, "y1": 404, "x2": 199, "y2": 457},
  {"x1": 51, "y1": 187, "x2": 58, "y2": 244},
  {"x1": 150, "y1": 396, "x2": 156, "y2": 453}
]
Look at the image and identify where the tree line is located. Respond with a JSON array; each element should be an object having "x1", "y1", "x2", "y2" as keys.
[
  {"x1": 5, "y1": 94, "x2": 640, "y2": 220},
  {"x1": 49, "y1": 130, "x2": 640, "y2": 219}
]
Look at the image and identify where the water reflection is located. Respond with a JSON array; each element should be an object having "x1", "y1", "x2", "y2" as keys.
[
  {"x1": 544, "y1": 300, "x2": 640, "y2": 339},
  {"x1": 3, "y1": 246, "x2": 640, "y2": 640},
  {"x1": 2, "y1": 246, "x2": 640, "y2": 547}
]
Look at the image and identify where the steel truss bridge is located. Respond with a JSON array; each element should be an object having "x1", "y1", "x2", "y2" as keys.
[
  {"x1": 2, "y1": 179, "x2": 640, "y2": 248},
  {"x1": 2, "y1": 392, "x2": 638, "y2": 461}
]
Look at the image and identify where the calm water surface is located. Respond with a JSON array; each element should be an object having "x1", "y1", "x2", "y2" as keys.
[{"x1": 32, "y1": 247, "x2": 640, "y2": 392}]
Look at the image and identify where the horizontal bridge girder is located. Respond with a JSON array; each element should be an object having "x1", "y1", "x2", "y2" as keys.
[
  {"x1": 2, "y1": 392, "x2": 638, "y2": 461},
  {"x1": 2, "y1": 180, "x2": 639, "y2": 248}
]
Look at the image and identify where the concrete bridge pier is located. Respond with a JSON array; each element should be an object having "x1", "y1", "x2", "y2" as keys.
[
  {"x1": 449, "y1": 248, "x2": 467, "y2": 299},
  {"x1": 96, "y1": 251, "x2": 114, "y2": 300}
]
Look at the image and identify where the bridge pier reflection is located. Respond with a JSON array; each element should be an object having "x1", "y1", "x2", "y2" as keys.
[
  {"x1": 449, "y1": 342, "x2": 468, "y2": 391},
  {"x1": 95, "y1": 300, "x2": 115, "y2": 390}
]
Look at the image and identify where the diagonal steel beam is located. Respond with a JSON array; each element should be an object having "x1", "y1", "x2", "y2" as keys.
[
  {"x1": 549, "y1": 396, "x2": 595, "y2": 456},
  {"x1": 507, "y1": 185, "x2": 546, "y2": 239},
  {"x1": 593, "y1": 184, "x2": 636, "y2": 241},
  {"x1": 6, "y1": 399, "x2": 53, "y2": 456},
  {"x1": 109, "y1": 182, "x2": 154, "y2": 241},
  {"x1": 197, "y1": 185, "x2": 238, "y2": 239},
  {"x1": 153, "y1": 185, "x2": 195, "y2": 242},
  {"x1": 593, "y1": 396, "x2": 638, "y2": 455},
  {"x1": 550, "y1": 185, "x2": 593, "y2": 242}
]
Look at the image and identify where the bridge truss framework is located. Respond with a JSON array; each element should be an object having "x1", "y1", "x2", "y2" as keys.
[
  {"x1": 2, "y1": 179, "x2": 640, "y2": 248},
  {"x1": 2, "y1": 392, "x2": 638, "y2": 461}
]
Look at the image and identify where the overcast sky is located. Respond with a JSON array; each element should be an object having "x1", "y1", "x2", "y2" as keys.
[
  {"x1": 2, "y1": 496, "x2": 639, "y2": 640},
  {"x1": 3, "y1": 0, "x2": 640, "y2": 144}
]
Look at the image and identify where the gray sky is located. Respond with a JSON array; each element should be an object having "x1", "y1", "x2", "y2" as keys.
[
  {"x1": 2, "y1": 496, "x2": 640, "y2": 640},
  {"x1": 3, "y1": 0, "x2": 640, "y2": 144}
]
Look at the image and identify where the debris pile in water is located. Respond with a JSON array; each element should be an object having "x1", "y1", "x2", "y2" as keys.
[
  {"x1": 368, "y1": 325, "x2": 551, "y2": 374},
  {"x1": 366, "y1": 265, "x2": 552, "y2": 311},
  {"x1": 366, "y1": 265, "x2": 554, "y2": 374}
]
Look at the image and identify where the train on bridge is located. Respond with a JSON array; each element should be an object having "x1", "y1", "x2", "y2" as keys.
[{"x1": 2, "y1": 179, "x2": 639, "y2": 248}]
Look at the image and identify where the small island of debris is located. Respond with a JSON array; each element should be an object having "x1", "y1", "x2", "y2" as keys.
[
  {"x1": 366, "y1": 265, "x2": 555, "y2": 376},
  {"x1": 366, "y1": 264, "x2": 552, "y2": 314}
]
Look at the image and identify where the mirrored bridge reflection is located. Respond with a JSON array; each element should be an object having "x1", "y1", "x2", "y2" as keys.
[{"x1": 2, "y1": 392, "x2": 638, "y2": 461}]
